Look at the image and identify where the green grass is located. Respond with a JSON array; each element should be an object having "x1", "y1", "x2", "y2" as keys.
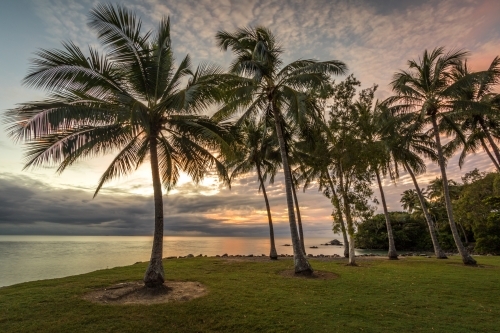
[{"x1": 1, "y1": 256, "x2": 499, "y2": 333}]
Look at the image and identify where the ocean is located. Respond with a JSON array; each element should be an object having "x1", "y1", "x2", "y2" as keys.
[{"x1": 0, "y1": 235, "x2": 369, "y2": 288}]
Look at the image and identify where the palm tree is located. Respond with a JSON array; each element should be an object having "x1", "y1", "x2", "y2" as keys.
[
  {"x1": 350, "y1": 88, "x2": 399, "y2": 260},
  {"x1": 391, "y1": 47, "x2": 476, "y2": 265},
  {"x1": 400, "y1": 189, "x2": 421, "y2": 213},
  {"x1": 5, "y1": 4, "x2": 231, "y2": 287},
  {"x1": 445, "y1": 57, "x2": 500, "y2": 170},
  {"x1": 384, "y1": 110, "x2": 448, "y2": 259},
  {"x1": 228, "y1": 119, "x2": 280, "y2": 259},
  {"x1": 295, "y1": 121, "x2": 351, "y2": 258},
  {"x1": 289, "y1": 166, "x2": 307, "y2": 255},
  {"x1": 215, "y1": 27, "x2": 346, "y2": 273}
]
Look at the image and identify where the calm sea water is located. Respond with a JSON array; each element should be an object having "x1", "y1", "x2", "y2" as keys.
[{"x1": 0, "y1": 235, "x2": 372, "y2": 288}]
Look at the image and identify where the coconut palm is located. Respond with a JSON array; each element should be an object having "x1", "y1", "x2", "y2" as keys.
[
  {"x1": 291, "y1": 170, "x2": 307, "y2": 255},
  {"x1": 5, "y1": 4, "x2": 231, "y2": 287},
  {"x1": 400, "y1": 189, "x2": 421, "y2": 213},
  {"x1": 215, "y1": 26, "x2": 346, "y2": 273},
  {"x1": 294, "y1": 121, "x2": 351, "y2": 258},
  {"x1": 266, "y1": 119, "x2": 308, "y2": 255},
  {"x1": 444, "y1": 57, "x2": 500, "y2": 170},
  {"x1": 228, "y1": 119, "x2": 280, "y2": 259},
  {"x1": 391, "y1": 47, "x2": 476, "y2": 265},
  {"x1": 354, "y1": 97, "x2": 399, "y2": 260},
  {"x1": 382, "y1": 109, "x2": 448, "y2": 258}
]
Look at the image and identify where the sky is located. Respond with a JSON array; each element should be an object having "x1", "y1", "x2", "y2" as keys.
[{"x1": 0, "y1": 0, "x2": 499, "y2": 237}]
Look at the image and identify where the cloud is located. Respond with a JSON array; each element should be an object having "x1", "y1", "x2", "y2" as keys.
[
  {"x1": 0, "y1": 171, "x2": 336, "y2": 236},
  {"x1": 32, "y1": 0, "x2": 97, "y2": 48},
  {"x1": 31, "y1": 0, "x2": 499, "y2": 94},
  {"x1": 5, "y1": 0, "x2": 498, "y2": 235}
]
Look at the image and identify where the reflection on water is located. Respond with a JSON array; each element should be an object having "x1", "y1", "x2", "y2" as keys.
[{"x1": 0, "y1": 235, "x2": 373, "y2": 287}]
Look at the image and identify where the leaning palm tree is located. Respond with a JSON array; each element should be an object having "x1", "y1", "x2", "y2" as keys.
[
  {"x1": 355, "y1": 98, "x2": 399, "y2": 260},
  {"x1": 391, "y1": 47, "x2": 476, "y2": 265},
  {"x1": 215, "y1": 26, "x2": 347, "y2": 273},
  {"x1": 284, "y1": 123, "x2": 310, "y2": 255},
  {"x1": 5, "y1": 4, "x2": 231, "y2": 287},
  {"x1": 382, "y1": 109, "x2": 448, "y2": 259},
  {"x1": 294, "y1": 122, "x2": 351, "y2": 258},
  {"x1": 228, "y1": 119, "x2": 280, "y2": 259}
]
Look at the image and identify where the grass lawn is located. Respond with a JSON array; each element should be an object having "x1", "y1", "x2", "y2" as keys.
[{"x1": 0, "y1": 256, "x2": 499, "y2": 332}]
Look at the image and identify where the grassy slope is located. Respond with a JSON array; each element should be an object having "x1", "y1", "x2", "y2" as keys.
[{"x1": 0, "y1": 256, "x2": 499, "y2": 333}]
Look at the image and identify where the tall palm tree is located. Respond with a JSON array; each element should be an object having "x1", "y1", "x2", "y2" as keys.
[
  {"x1": 391, "y1": 47, "x2": 476, "y2": 265},
  {"x1": 351, "y1": 89, "x2": 399, "y2": 260},
  {"x1": 285, "y1": 125, "x2": 310, "y2": 256},
  {"x1": 5, "y1": 4, "x2": 231, "y2": 287},
  {"x1": 295, "y1": 123, "x2": 351, "y2": 258},
  {"x1": 215, "y1": 27, "x2": 347, "y2": 273},
  {"x1": 228, "y1": 119, "x2": 280, "y2": 259},
  {"x1": 383, "y1": 110, "x2": 448, "y2": 259}
]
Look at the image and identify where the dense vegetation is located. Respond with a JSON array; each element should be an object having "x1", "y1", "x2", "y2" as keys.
[
  {"x1": 355, "y1": 212, "x2": 434, "y2": 251},
  {"x1": 355, "y1": 170, "x2": 500, "y2": 254},
  {"x1": 4, "y1": 3, "x2": 500, "y2": 288}
]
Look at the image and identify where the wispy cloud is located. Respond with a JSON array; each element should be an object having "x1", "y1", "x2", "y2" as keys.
[{"x1": 31, "y1": 0, "x2": 499, "y2": 92}]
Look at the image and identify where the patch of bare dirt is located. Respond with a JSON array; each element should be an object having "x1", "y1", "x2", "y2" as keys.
[
  {"x1": 83, "y1": 281, "x2": 207, "y2": 305},
  {"x1": 279, "y1": 269, "x2": 338, "y2": 280}
]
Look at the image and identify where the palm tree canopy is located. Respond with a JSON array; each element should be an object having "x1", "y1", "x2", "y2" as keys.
[
  {"x1": 379, "y1": 103, "x2": 439, "y2": 177},
  {"x1": 6, "y1": 3, "x2": 232, "y2": 195},
  {"x1": 389, "y1": 47, "x2": 471, "y2": 168},
  {"x1": 443, "y1": 56, "x2": 500, "y2": 167},
  {"x1": 227, "y1": 118, "x2": 281, "y2": 186},
  {"x1": 214, "y1": 26, "x2": 347, "y2": 127},
  {"x1": 391, "y1": 47, "x2": 468, "y2": 115},
  {"x1": 390, "y1": 47, "x2": 470, "y2": 143}
]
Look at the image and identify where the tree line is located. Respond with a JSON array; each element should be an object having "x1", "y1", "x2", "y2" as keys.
[
  {"x1": 4, "y1": 4, "x2": 499, "y2": 289},
  {"x1": 364, "y1": 169, "x2": 500, "y2": 255}
]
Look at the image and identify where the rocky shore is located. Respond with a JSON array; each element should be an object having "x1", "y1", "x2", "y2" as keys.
[{"x1": 158, "y1": 251, "x2": 492, "y2": 261}]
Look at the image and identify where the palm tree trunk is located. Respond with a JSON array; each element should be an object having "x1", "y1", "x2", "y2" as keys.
[
  {"x1": 404, "y1": 161, "x2": 447, "y2": 259},
  {"x1": 290, "y1": 173, "x2": 306, "y2": 255},
  {"x1": 375, "y1": 170, "x2": 398, "y2": 260},
  {"x1": 480, "y1": 137, "x2": 500, "y2": 171},
  {"x1": 431, "y1": 115, "x2": 476, "y2": 265},
  {"x1": 339, "y1": 173, "x2": 356, "y2": 266},
  {"x1": 257, "y1": 164, "x2": 278, "y2": 260},
  {"x1": 144, "y1": 137, "x2": 166, "y2": 287},
  {"x1": 271, "y1": 103, "x2": 313, "y2": 274},
  {"x1": 326, "y1": 171, "x2": 349, "y2": 257},
  {"x1": 479, "y1": 118, "x2": 500, "y2": 165},
  {"x1": 458, "y1": 222, "x2": 469, "y2": 244}
]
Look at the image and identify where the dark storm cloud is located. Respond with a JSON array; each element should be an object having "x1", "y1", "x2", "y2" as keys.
[
  {"x1": 0, "y1": 174, "x2": 149, "y2": 233},
  {"x1": 0, "y1": 172, "x2": 332, "y2": 236}
]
